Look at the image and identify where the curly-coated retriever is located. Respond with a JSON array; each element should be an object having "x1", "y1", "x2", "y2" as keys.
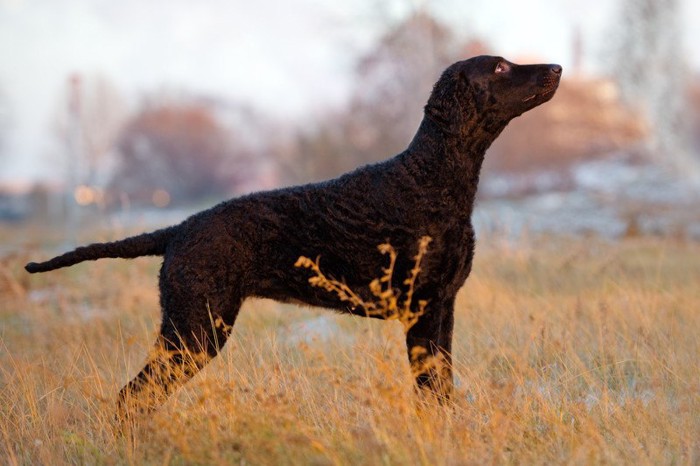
[{"x1": 26, "y1": 56, "x2": 561, "y2": 416}]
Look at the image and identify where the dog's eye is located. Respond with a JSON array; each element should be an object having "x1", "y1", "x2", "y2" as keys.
[{"x1": 495, "y1": 61, "x2": 510, "y2": 74}]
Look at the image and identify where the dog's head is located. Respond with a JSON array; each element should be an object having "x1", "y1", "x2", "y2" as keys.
[{"x1": 426, "y1": 55, "x2": 561, "y2": 134}]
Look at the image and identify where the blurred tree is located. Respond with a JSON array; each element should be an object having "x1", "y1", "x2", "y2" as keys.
[
  {"x1": 288, "y1": 10, "x2": 470, "y2": 183},
  {"x1": 111, "y1": 97, "x2": 251, "y2": 206},
  {"x1": 53, "y1": 74, "x2": 127, "y2": 204},
  {"x1": 691, "y1": 81, "x2": 700, "y2": 152},
  {"x1": 610, "y1": 0, "x2": 697, "y2": 175},
  {"x1": 0, "y1": 86, "x2": 10, "y2": 160},
  {"x1": 345, "y1": 11, "x2": 457, "y2": 159}
]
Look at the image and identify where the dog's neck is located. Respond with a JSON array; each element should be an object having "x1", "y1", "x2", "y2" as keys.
[{"x1": 402, "y1": 113, "x2": 508, "y2": 212}]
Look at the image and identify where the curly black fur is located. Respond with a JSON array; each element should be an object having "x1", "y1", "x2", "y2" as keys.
[{"x1": 26, "y1": 56, "x2": 561, "y2": 415}]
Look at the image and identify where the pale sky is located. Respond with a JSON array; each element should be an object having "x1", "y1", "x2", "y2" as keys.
[{"x1": 1, "y1": 0, "x2": 699, "y2": 182}]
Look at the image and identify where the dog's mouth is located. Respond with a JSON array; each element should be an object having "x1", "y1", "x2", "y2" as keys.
[{"x1": 522, "y1": 82, "x2": 560, "y2": 103}]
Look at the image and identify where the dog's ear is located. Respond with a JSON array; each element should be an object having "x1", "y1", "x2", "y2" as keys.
[{"x1": 469, "y1": 82, "x2": 490, "y2": 114}]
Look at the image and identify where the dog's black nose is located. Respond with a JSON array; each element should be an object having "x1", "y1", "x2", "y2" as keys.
[{"x1": 549, "y1": 64, "x2": 562, "y2": 75}]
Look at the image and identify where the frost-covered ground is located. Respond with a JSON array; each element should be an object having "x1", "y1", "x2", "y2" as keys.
[{"x1": 477, "y1": 154, "x2": 700, "y2": 239}]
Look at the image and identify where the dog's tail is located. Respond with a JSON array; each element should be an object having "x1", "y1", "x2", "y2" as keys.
[{"x1": 25, "y1": 226, "x2": 177, "y2": 274}]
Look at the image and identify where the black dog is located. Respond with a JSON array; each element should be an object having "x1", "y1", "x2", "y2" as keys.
[{"x1": 26, "y1": 56, "x2": 561, "y2": 415}]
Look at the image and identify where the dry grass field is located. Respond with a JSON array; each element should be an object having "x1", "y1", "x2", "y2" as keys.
[{"x1": 1, "y1": 226, "x2": 699, "y2": 465}]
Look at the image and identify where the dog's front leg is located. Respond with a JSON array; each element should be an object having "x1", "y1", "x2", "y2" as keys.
[{"x1": 405, "y1": 302, "x2": 454, "y2": 402}]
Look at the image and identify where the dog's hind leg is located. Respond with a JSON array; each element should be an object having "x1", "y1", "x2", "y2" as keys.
[{"x1": 117, "y1": 264, "x2": 242, "y2": 424}]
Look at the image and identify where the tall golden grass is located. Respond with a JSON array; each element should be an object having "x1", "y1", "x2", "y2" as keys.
[{"x1": 1, "y1": 231, "x2": 698, "y2": 465}]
